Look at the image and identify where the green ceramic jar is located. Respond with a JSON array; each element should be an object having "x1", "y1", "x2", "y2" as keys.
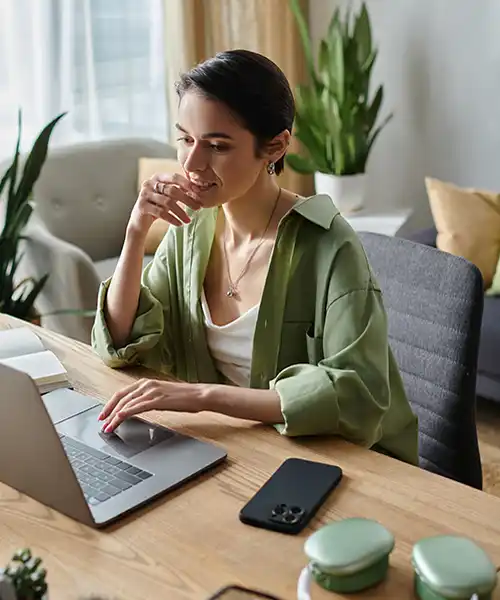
[
  {"x1": 412, "y1": 535, "x2": 497, "y2": 600},
  {"x1": 303, "y1": 518, "x2": 395, "y2": 593}
]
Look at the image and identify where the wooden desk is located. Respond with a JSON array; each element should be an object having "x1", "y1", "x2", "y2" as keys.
[{"x1": 1, "y1": 314, "x2": 500, "y2": 600}]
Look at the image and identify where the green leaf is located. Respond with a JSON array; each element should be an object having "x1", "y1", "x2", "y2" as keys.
[
  {"x1": 333, "y1": 29, "x2": 345, "y2": 103},
  {"x1": 4, "y1": 201, "x2": 33, "y2": 240},
  {"x1": 343, "y1": 6, "x2": 352, "y2": 39},
  {"x1": 285, "y1": 152, "x2": 316, "y2": 174},
  {"x1": 362, "y1": 49, "x2": 377, "y2": 75},
  {"x1": 322, "y1": 89, "x2": 345, "y2": 174},
  {"x1": 318, "y1": 40, "x2": 330, "y2": 83},
  {"x1": 365, "y1": 113, "x2": 393, "y2": 158},
  {"x1": 354, "y1": 3, "x2": 372, "y2": 66},
  {"x1": 359, "y1": 49, "x2": 376, "y2": 99},
  {"x1": 0, "y1": 248, "x2": 21, "y2": 313},
  {"x1": 12, "y1": 273, "x2": 49, "y2": 319},
  {"x1": 15, "y1": 112, "x2": 66, "y2": 212},
  {"x1": 366, "y1": 85, "x2": 383, "y2": 133},
  {"x1": 327, "y1": 7, "x2": 341, "y2": 40},
  {"x1": 333, "y1": 136, "x2": 345, "y2": 175},
  {"x1": 0, "y1": 165, "x2": 12, "y2": 206},
  {"x1": 324, "y1": 134, "x2": 335, "y2": 172},
  {"x1": 345, "y1": 133, "x2": 356, "y2": 167},
  {"x1": 351, "y1": 121, "x2": 369, "y2": 172},
  {"x1": 289, "y1": 0, "x2": 318, "y2": 85},
  {"x1": 7, "y1": 247, "x2": 25, "y2": 288},
  {"x1": 294, "y1": 112, "x2": 330, "y2": 171}
]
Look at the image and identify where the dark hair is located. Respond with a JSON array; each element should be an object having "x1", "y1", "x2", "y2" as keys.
[{"x1": 175, "y1": 49, "x2": 295, "y2": 175}]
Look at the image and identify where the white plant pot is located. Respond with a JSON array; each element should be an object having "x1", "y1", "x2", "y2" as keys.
[{"x1": 314, "y1": 172, "x2": 366, "y2": 214}]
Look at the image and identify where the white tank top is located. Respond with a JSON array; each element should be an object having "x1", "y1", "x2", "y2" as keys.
[{"x1": 200, "y1": 289, "x2": 259, "y2": 387}]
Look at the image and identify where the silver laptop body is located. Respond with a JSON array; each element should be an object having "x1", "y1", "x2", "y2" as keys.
[{"x1": 0, "y1": 364, "x2": 227, "y2": 527}]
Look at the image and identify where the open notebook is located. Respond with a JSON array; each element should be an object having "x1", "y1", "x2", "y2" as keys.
[{"x1": 0, "y1": 327, "x2": 69, "y2": 394}]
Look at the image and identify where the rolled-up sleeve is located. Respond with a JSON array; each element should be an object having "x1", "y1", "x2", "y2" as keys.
[
  {"x1": 271, "y1": 287, "x2": 392, "y2": 447},
  {"x1": 91, "y1": 247, "x2": 174, "y2": 371}
]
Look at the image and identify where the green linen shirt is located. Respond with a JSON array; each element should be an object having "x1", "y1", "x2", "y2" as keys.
[{"x1": 92, "y1": 193, "x2": 418, "y2": 465}]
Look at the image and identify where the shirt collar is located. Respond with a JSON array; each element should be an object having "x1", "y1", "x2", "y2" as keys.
[{"x1": 292, "y1": 194, "x2": 339, "y2": 229}]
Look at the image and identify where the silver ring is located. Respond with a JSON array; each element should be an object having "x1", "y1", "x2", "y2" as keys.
[{"x1": 154, "y1": 181, "x2": 163, "y2": 194}]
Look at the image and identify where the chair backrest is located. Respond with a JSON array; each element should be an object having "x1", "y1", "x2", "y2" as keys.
[
  {"x1": 32, "y1": 138, "x2": 177, "y2": 261},
  {"x1": 358, "y1": 232, "x2": 483, "y2": 489}
]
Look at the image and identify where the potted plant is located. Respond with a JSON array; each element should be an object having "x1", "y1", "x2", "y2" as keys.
[
  {"x1": 0, "y1": 549, "x2": 48, "y2": 600},
  {"x1": 287, "y1": 0, "x2": 392, "y2": 213},
  {"x1": 0, "y1": 111, "x2": 65, "y2": 322}
]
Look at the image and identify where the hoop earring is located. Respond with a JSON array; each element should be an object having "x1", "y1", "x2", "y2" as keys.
[{"x1": 267, "y1": 162, "x2": 276, "y2": 176}]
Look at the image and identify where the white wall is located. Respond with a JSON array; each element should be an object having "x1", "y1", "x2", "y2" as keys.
[{"x1": 309, "y1": 0, "x2": 500, "y2": 230}]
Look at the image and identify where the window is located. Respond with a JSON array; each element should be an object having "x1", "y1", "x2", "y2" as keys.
[{"x1": 0, "y1": 0, "x2": 167, "y2": 159}]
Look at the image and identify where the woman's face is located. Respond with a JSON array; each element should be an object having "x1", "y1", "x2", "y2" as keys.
[{"x1": 176, "y1": 91, "x2": 281, "y2": 207}]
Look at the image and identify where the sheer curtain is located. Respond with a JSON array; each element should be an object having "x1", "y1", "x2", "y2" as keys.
[{"x1": 0, "y1": 0, "x2": 167, "y2": 160}]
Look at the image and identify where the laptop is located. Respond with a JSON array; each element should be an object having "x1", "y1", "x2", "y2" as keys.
[{"x1": 0, "y1": 364, "x2": 227, "y2": 528}]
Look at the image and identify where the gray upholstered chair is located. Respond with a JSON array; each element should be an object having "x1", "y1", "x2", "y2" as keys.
[
  {"x1": 358, "y1": 232, "x2": 483, "y2": 489},
  {"x1": 14, "y1": 138, "x2": 176, "y2": 343},
  {"x1": 407, "y1": 226, "x2": 500, "y2": 406}
]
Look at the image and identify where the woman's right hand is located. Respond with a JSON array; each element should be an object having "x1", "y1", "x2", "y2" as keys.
[{"x1": 127, "y1": 173, "x2": 203, "y2": 237}]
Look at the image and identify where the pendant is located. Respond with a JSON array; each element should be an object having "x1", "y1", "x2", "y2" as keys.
[{"x1": 226, "y1": 286, "x2": 237, "y2": 298}]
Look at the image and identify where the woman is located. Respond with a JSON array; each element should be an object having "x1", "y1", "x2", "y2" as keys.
[{"x1": 92, "y1": 49, "x2": 418, "y2": 465}]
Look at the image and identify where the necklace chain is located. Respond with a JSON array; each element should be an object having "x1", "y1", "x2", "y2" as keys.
[{"x1": 222, "y1": 188, "x2": 282, "y2": 299}]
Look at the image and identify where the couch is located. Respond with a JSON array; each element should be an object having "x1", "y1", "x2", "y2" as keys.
[
  {"x1": 408, "y1": 227, "x2": 500, "y2": 404},
  {"x1": 16, "y1": 138, "x2": 177, "y2": 343}
]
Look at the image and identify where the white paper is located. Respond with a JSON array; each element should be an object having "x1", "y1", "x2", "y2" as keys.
[{"x1": 0, "y1": 327, "x2": 45, "y2": 360}]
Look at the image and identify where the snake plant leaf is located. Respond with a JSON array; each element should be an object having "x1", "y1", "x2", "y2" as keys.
[
  {"x1": 318, "y1": 40, "x2": 330, "y2": 86},
  {"x1": 366, "y1": 85, "x2": 384, "y2": 132},
  {"x1": 13, "y1": 273, "x2": 50, "y2": 319},
  {"x1": 15, "y1": 112, "x2": 66, "y2": 213},
  {"x1": 8, "y1": 249, "x2": 24, "y2": 285},
  {"x1": 360, "y1": 49, "x2": 377, "y2": 99},
  {"x1": 362, "y1": 48, "x2": 377, "y2": 75},
  {"x1": 343, "y1": 6, "x2": 351, "y2": 39},
  {"x1": 285, "y1": 152, "x2": 317, "y2": 174},
  {"x1": 0, "y1": 246, "x2": 23, "y2": 312},
  {"x1": 0, "y1": 165, "x2": 12, "y2": 199},
  {"x1": 289, "y1": 0, "x2": 318, "y2": 86},
  {"x1": 324, "y1": 134, "x2": 335, "y2": 172},
  {"x1": 354, "y1": 3, "x2": 372, "y2": 67},
  {"x1": 294, "y1": 115, "x2": 330, "y2": 172},
  {"x1": 3, "y1": 200, "x2": 33, "y2": 240},
  {"x1": 366, "y1": 113, "x2": 393, "y2": 157},
  {"x1": 333, "y1": 26, "x2": 345, "y2": 104},
  {"x1": 327, "y1": 7, "x2": 341, "y2": 40}
]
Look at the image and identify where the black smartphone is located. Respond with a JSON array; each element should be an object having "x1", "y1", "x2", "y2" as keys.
[{"x1": 239, "y1": 457, "x2": 343, "y2": 535}]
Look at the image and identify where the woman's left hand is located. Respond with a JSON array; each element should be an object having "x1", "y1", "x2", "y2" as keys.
[{"x1": 98, "y1": 379, "x2": 205, "y2": 433}]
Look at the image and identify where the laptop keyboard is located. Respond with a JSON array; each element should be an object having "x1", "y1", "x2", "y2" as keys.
[{"x1": 60, "y1": 436, "x2": 153, "y2": 506}]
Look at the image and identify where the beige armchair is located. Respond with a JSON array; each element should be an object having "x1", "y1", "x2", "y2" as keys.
[{"x1": 19, "y1": 138, "x2": 176, "y2": 343}]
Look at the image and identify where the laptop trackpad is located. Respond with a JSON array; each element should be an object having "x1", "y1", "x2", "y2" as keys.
[{"x1": 57, "y1": 406, "x2": 174, "y2": 459}]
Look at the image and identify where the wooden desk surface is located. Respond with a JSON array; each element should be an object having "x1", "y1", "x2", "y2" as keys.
[{"x1": 1, "y1": 314, "x2": 500, "y2": 600}]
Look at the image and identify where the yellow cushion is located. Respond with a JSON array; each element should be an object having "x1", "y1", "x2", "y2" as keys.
[
  {"x1": 426, "y1": 177, "x2": 500, "y2": 288},
  {"x1": 137, "y1": 158, "x2": 182, "y2": 255},
  {"x1": 486, "y1": 254, "x2": 500, "y2": 296}
]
